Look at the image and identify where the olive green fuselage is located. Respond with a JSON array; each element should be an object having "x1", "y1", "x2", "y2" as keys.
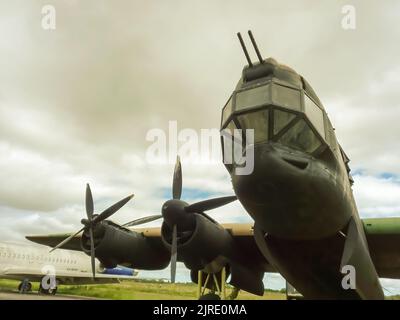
[{"x1": 221, "y1": 59, "x2": 384, "y2": 299}]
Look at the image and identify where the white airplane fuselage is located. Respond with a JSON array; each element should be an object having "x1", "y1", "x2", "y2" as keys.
[{"x1": 0, "y1": 241, "x2": 137, "y2": 287}]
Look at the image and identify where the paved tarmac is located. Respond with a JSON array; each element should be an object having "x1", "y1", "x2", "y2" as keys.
[{"x1": 0, "y1": 289, "x2": 100, "y2": 300}]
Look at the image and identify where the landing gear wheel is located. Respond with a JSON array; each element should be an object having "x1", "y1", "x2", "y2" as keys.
[
  {"x1": 39, "y1": 286, "x2": 57, "y2": 296},
  {"x1": 199, "y1": 293, "x2": 221, "y2": 300},
  {"x1": 39, "y1": 284, "x2": 58, "y2": 295},
  {"x1": 39, "y1": 277, "x2": 58, "y2": 295},
  {"x1": 48, "y1": 287, "x2": 58, "y2": 295},
  {"x1": 38, "y1": 283, "x2": 48, "y2": 295},
  {"x1": 18, "y1": 281, "x2": 32, "y2": 293}
]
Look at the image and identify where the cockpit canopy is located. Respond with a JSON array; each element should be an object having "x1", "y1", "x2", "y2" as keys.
[{"x1": 221, "y1": 79, "x2": 327, "y2": 155}]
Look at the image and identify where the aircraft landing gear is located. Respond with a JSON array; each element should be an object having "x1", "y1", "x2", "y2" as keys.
[
  {"x1": 18, "y1": 279, "x2": 32, "y2": 294},
  {"x1": 199, "y1": 292, "x2": 221, "y2": 300},
  {"x1": 39, "y1": 277, "x2": 58, "y2": 295},
  {"x1": 196, "y1": 267, "x2": 240, "y2": 300},
  {"x1": 228, "y1": 287, "x2": 240, "y2": 300},
  {"x1": 39, "y1": 283, "x2": 58, "y2": 295}
]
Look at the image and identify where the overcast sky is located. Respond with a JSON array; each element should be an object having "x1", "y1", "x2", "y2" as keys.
[{"x1": 0, "y1": 1, "x2": 399, "y2": 292}]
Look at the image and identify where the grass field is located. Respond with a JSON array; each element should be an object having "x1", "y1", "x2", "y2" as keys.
[
  {"x1": 3, "y1": 279, "x2": 398, "y2": 300},
  {"x1": 0, "y1": 279, "x2": 286, "y2": 300}
]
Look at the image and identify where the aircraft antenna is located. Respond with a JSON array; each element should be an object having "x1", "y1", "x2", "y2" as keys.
[
  {"x1": 248, "y1": 30, "x2": 264, "y2": 64},
  {"x1": 237, "y1": 32, "x2": 253, "y2": 67}
]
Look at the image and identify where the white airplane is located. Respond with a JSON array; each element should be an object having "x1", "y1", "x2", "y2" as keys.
[{"x1": 0, "y1": 241, "x2": 138, "y2": 295}]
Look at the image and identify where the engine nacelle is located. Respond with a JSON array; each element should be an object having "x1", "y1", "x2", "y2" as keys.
[
  {"x1": 81, "y1": 221, "x2": 170, "y2": 270},
  {"x1": 161, "y1": 214, "x2": 234, "y2": 271}
]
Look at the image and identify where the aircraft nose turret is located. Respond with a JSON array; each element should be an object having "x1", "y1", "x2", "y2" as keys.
[
  {"x1": 219, "y1": 31, "x2": 351, "y2": 240},
  {"x1": 230, "y1": 141, "x2": 347, "y2": 240},
  {"x1": 232, "y1": 143, "x2": 311, "y2": 205}
]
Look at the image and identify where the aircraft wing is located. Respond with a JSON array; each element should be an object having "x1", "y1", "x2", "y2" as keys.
[
  {"x1": 26, "y1": 223, "x2": 273, "y2": 272},
  {"x1": 26, "y1": 233, "x2": 82, "y2": 251},
  {"x1": 132, "y1": 223, "x2": 256, "y2": 237},
  {"x1": 27, "y1": 219, "x2": 400, "y2": 280},
  {"x1": 2, "y1": 267, "x2": 137, "y2": 285},
  {"x1": 26, "y1": 223, "x2": 256, "y2": 248},
  {"x1": 363, "y1": 217, "x2": 400, "y2": 278},
  {"x1": 132, "y1": 223, "x2": 272, "y2": 270}
]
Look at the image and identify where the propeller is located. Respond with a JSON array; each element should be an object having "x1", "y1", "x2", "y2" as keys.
[
  {"x1": 171, "y1": 224, "x2": 178, "y2": 283},
  {"x1": 122, "y1": 215, "x2": 163, "y2": 228},
  {"x1": 50, "y1": 183, "x2": 134, "y2": 279},
  {"x1": 123, "y1": 156, "x2": 237, "y2": 283}
]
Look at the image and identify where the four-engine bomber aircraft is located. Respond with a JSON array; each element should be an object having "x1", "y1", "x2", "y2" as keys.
[{"x1": 27, "y1": 31, "x2": 400, "y2": 299}]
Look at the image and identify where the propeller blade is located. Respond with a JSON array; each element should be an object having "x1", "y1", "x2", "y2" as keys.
[
  {"x1": 172, "y1": 156, "x2": 182, "y2": 200},
  {"x1": 86, "y1": 183, "x2": 94, "y2": 220},
  {"x1": 50, "y1": 227, "x2": 85, "y2": 253},
  {"x1": 185, "y1": 195, "x2": 237, "y2": 213},
  {"x1": 89, "y1": 227, "x2": 96, "y2": 279},
  {"x1": 171, "y1": 224, "x2": 177, "y2": 283},
  {"x1": 93, "y1": 194, "x2": 134, "y2": 224},
  {"x1": 122, "y1": 215, "x2": 162, "y2": 228},
  {"x1": 199, "y1": 212, "x2": 219, "y2": 224}
]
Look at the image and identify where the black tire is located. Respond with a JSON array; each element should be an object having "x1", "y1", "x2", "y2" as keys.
[
  {"x1": 199, "y1": 293, "x2": 221, "y2": 300},
  {"x1": 38, "y1": 284, "x2": 49, "y2": 295},
  {"x1": 48, "y1": 287, "x2": 58, "y2": 295},
  {"x1": 39, "y1": 277, "x2": 58, "y2": 295},
  {"x1": 18, "y1": 281, "x2": 32, "y2": 293}
]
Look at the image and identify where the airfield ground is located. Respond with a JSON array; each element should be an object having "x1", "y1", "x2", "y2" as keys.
[
  {"x1": 0, "y1": 291, "x2": 99, "y2": 300},
  {"x1": 0, "y1": 279, "x2": 286, "y2": 300},
  {"x1": 2, "y1": 279, "x2": 399, "y2": 300}
]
